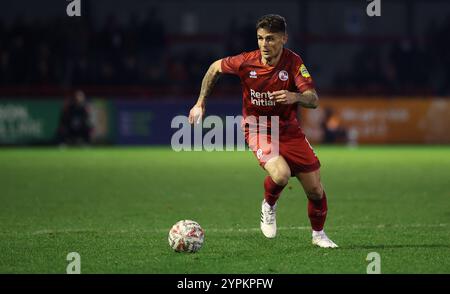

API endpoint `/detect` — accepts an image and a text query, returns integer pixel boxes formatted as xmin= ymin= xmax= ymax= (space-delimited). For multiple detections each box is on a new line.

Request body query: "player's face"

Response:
xmin=257 ymin=28 xmax=287 ymax=62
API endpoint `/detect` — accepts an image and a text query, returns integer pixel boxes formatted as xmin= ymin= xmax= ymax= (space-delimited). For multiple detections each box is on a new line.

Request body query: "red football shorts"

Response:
xmin=244 ymin=124 xmax=320 ymax=176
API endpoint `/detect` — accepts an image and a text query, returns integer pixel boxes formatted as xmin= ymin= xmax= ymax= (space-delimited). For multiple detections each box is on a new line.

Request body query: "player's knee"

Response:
xmin=271 ymin=169 xmax=290 ymax=186
xmin=306 ymin=185 xmax=323 ymax=201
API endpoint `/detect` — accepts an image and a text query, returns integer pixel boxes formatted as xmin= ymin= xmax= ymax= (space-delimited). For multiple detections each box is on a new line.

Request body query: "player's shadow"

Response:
xmin=341 ymin=244 xmax=450 ymax=250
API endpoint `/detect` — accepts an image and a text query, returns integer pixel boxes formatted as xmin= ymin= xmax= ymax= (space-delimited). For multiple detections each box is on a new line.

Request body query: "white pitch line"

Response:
xmin=29 ymin=223 xmax=448 ymax=235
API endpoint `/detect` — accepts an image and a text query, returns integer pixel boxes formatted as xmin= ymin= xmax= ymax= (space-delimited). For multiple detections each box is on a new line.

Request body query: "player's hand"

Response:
xmin=270 ymin=90 xmax=299 ymax=104
xmin=188 ymin=103 xmax=205 ymax=124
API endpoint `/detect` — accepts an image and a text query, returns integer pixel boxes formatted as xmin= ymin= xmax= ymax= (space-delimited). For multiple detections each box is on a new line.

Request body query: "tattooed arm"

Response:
xmin=188 ymin=60 xmax=223 ymax=124
xmin=271 ymin=89 xmax=319 ymax=109
xmin=196 ymin=60 xmax=222 ymax=107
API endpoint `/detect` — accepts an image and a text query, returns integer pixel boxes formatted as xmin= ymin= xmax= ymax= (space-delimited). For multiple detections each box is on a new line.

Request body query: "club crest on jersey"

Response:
xmin=249 ymin=70 xmax=257 ymax=79
xmin=278 ymin=70 xmax=289 ymax=81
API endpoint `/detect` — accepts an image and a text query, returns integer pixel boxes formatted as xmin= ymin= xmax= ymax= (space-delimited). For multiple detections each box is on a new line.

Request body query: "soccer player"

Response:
xmin=188 ymin=14 xmax=338 ymax=248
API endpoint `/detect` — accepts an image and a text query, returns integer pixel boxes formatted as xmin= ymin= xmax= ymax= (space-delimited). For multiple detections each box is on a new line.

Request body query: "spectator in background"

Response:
xmin=57 ymin=90 xmax=92 ymax=146
xmin=321 ymin=107 xmax=347 ymax=144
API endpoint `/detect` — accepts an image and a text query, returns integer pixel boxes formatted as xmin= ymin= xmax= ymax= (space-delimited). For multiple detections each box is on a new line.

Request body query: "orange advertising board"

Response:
xmin=300 ymin=98 xmax=450 ymax=144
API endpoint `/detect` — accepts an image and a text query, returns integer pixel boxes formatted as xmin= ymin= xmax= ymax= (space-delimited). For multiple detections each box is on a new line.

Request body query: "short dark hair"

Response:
xmin=256 ymin=14 xmax=287 ymax=34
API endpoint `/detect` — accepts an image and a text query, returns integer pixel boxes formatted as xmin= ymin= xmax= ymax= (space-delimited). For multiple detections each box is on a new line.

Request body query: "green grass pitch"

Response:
xmin=0 ymin=146 xmax=449 ymax=273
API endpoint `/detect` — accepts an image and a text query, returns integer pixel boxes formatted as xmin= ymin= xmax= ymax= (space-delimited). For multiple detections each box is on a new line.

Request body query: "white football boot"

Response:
xmin=260 ymin=200 xmax=277 ymax=238
xmin=312 ymin=230 xmax=338 ymax=248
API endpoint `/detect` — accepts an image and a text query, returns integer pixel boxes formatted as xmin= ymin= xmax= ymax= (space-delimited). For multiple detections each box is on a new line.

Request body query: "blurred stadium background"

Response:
xmin=0 ymin=0 xmax=449 ymax=145
xmin=0 ymin=0 xmax=449 ymax=274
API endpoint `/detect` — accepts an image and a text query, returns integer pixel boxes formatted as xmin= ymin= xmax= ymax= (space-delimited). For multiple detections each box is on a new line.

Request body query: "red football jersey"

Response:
xmin=221 ymin=48 xmax=314 ymax=130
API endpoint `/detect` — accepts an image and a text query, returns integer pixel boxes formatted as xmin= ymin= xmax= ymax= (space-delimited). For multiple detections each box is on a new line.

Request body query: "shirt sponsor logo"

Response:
xmin=278 ymin=70 xmax=289 ymax=81
xmin=250 ymin=89 xmax=276 ymax=106
xmin=249 ymin=70 xmax=258 ymax=79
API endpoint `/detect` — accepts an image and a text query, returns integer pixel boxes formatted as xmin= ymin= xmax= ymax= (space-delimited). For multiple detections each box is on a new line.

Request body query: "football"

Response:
xmin=168 ymin=220 xmax=205 ymax=253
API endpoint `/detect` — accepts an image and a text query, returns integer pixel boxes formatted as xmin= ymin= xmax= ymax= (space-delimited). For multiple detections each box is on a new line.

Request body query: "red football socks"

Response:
xmin=308 ymin=191 xmax=328 ymax=231
xmin=264 ymin=176 xmax=286 ymax=206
